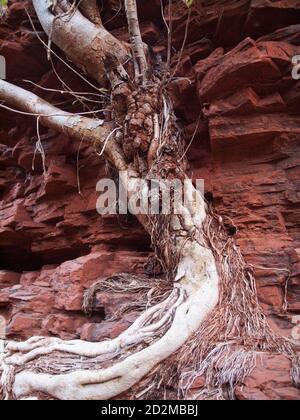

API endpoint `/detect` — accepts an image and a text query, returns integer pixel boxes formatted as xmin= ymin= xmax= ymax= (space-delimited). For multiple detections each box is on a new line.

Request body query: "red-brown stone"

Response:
xmin=0 ymin=0 xmax=300 ymax=400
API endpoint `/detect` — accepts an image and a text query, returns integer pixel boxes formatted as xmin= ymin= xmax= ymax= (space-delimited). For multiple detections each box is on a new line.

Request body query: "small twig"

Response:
xmin=96 ymin=127 xmax=120 ymax=156
xmin=179 ymin=116 xmax=200 ymax=162
xmin=32 ymin=117 xmax=46 ymax=174
xmin=76 ymin=136 xmax=84 ymax=196
xmin=0 ymin=102 xmax=106 ymax=118
xmin=23 ymin=80 xmax=107 ymax=98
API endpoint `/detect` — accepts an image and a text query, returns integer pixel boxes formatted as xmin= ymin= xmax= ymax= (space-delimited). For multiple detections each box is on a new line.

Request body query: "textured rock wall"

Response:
xmin=0 ymin=0 xmax=300 ymax=399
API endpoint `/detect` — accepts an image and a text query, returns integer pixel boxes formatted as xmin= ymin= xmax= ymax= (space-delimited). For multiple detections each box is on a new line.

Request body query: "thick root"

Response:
xmin=1 ymin=236 xmax=219 ymax=400
xmin=5 ymin=288 xmax=181 ymax=366
xmin=127 ymin=211 xmax=300 ymax=400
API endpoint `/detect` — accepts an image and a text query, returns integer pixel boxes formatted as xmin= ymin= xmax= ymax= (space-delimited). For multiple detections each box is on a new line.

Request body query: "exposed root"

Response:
xmin=0 ymin=13 xmax=298 ymax=397
xmin=124 ymin=209 xmax=300 ymax=400
xmin=0 ymin=231 xmax=219 ymax=400
xmin=1 ymin=150 xmax=299 ymax=402
xmin=32 ymin=117 xmax=47 ymax=174
xmin=1 ymin=93 xmax=299 ymax=398
xmin=82 ymin=274 xmax=172 ymax=320
xmin=4 ymin=286 xmax=181 ymax=365
xmin=0 ymin=173 xmax=220 ymax=400
xmin=292 ymin=353 xmax=300 ymax=387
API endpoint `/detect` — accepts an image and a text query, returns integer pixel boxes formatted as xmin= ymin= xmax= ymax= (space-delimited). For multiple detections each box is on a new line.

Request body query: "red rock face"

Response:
xmin=236 ymin=354 xmax=300 ymax=400
xmin=0 ymin=0 xmax=300 ymax=400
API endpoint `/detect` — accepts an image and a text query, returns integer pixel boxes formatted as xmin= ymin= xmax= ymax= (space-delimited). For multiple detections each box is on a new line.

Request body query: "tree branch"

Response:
xmin=124 ymin=0 xmax=148 ymax=83
xmin=0 ymin=79 xmax=126 ymax=170
xmin=32 ymin=0 xmax=129 ymax=85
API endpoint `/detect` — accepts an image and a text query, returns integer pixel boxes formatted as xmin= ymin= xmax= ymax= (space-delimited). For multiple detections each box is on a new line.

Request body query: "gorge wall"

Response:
xmin=0 ymin=0 xmax=300 ymax=399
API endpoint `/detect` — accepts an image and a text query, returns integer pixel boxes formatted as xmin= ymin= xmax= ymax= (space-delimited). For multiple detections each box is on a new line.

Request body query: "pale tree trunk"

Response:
xmin=0 ymin=76 xmax=220 ymax=400
xmin=32 ymin=0 xmax=129 ymax=85
xmin=0 ymin=0 xmax=299 ymax=400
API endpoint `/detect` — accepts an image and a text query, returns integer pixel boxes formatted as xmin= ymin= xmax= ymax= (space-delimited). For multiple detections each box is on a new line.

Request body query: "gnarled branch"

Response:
xmin=32 ymin=0 xmax=129 ymax=85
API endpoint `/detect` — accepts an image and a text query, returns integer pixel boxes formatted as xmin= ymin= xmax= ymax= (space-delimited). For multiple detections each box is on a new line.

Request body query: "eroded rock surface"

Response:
xmin=0 ymin=0 xmax=299 ymax=400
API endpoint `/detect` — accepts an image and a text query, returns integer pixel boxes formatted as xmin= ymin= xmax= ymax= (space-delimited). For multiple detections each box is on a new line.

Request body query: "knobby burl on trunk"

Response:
xmin=0 ymin=0 xmax=299 ymax=400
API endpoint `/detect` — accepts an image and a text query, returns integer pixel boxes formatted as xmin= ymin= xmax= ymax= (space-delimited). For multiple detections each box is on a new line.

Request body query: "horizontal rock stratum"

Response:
xmin=0 ymin=0 xmax=299 ymax=400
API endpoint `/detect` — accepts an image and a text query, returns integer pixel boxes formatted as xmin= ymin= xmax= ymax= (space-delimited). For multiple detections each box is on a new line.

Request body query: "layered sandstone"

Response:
xmin=0 ymin=0 xmax=299 ymax=400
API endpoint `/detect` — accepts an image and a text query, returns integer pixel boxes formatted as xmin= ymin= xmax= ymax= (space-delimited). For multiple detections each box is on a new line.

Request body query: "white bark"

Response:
xmin=1 ymin=178 xmax=219 ymax=400
xmin=0 ymin=2 xmax=221 ymax=401
xmin=0 ymin=79 xmax=126 ymax=170
xmin=0 ymin=0 xmax=298 ymax=402
xmin=0 ymin=80 xmax=103 ymax=137
xmin=11 ymin=255 xmax=218 ymax=400
xmin=32 ymin=0 xmax=129 ymax=85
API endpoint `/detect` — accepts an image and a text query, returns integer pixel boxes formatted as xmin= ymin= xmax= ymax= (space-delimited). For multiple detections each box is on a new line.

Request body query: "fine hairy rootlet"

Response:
xmin=0 ymin=0 xmax=300 ymax=400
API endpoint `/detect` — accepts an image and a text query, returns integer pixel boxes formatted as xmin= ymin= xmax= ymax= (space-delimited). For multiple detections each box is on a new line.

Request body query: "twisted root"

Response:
xmin=1 ymin=227 xmax=219 ymax=400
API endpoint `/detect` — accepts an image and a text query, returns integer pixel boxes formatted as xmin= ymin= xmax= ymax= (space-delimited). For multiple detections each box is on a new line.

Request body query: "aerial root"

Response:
xmin=120 ymin=211 xmax=300 ymax=400
xmin=1 ymin=232 xmax=220 ymax=400
xmin=82 ymin=273 xmax=172 ymax=320
xmin=4 ymin=286 xmax=183 ymax=369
